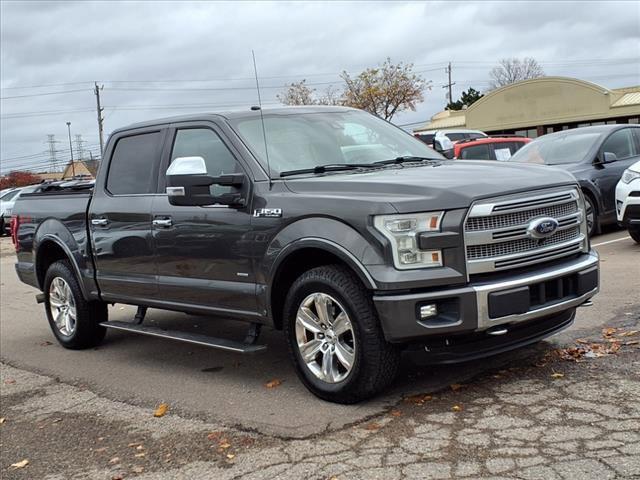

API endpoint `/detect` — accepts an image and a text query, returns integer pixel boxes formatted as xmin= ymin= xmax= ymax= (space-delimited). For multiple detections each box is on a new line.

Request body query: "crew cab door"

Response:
xmin=596 ymin=127 xmax=640 ymax=215
xmin=89 ymin=127 xmax=167 ymax=301
xmin=152 ymin=122 xmax=257 ymax=315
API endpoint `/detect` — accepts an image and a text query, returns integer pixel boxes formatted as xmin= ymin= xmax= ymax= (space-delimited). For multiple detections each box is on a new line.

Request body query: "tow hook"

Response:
xmin=579 ymin=300 xmax=594 ymax=307
xmin=35 ymin=293 xmax=46 ymax=304
xmin=486 ymin=326 xmax=508 ymax=336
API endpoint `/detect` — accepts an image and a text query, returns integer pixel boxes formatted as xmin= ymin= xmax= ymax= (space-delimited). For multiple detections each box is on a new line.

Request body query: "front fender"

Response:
xmin=262 ymin=217 xmax=383 ymax=289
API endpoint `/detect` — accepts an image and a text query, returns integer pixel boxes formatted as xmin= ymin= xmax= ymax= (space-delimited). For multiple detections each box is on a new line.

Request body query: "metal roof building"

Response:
xmin=414 ymin=77 xmax=640 ymax=138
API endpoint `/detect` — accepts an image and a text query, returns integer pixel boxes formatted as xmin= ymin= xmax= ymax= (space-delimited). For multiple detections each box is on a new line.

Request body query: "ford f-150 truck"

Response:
xmin=12 ymin=106 xmax=599 ymax=403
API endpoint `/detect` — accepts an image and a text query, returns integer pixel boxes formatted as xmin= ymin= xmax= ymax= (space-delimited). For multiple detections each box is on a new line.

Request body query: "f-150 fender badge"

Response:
xmin=253 ymin=208 xmax=283 ymax=218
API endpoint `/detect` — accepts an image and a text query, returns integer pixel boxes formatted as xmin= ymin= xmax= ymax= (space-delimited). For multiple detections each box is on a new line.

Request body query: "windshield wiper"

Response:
xmin=374 ymin=156 xmax=440 ymax=165
xmin=280 ymin=163 xmax=379 ymax=178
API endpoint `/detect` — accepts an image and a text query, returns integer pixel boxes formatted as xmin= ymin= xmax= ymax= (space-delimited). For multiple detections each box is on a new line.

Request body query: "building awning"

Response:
xmin=612 ymin=92 xmax=640 ymax=108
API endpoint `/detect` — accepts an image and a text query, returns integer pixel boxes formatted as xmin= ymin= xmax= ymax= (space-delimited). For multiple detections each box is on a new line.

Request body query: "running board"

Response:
xmin=99 ymin=321 xmax=267 ymax=354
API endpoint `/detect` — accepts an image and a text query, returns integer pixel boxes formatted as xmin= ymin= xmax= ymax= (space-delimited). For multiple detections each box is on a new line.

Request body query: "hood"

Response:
xmin=629 ymin=160 xmax=640 ymax=174
xmin=284 ymin=160 xmax=578 ymax=213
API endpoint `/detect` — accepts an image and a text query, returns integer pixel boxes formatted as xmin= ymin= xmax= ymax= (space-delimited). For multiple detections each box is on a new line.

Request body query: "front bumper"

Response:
xmin=615 ymin=178 xmax=640 ymax=225
xmin=374 ymin=250 xmax=599 ymax=343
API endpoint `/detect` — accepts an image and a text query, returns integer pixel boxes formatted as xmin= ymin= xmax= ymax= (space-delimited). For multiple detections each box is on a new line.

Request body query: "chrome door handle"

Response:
xmin=91 ymin=218 xmax=109 ymax=227
xmin=152 ymin=218 xmax=173 ymax=228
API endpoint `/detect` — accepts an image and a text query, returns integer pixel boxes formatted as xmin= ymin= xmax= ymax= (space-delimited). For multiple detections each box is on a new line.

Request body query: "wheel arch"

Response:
xmin=35 ymin=232 xmax=90 ymax=300
xmin=268 ymin=239 xmax=377 ymax=331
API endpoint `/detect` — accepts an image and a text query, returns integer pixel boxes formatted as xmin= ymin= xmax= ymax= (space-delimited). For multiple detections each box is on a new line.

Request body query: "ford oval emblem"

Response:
xmin=527 ymin=217 xmax=559 ymax=239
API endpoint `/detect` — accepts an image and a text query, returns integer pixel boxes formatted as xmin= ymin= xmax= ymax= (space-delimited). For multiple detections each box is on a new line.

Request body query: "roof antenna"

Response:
xmin=251 ymin=50 xmax=272 ymax=189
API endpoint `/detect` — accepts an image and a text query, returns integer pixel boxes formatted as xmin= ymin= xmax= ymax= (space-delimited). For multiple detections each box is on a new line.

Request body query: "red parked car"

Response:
xmin=453 ymin=136 xmax=531 ymax=161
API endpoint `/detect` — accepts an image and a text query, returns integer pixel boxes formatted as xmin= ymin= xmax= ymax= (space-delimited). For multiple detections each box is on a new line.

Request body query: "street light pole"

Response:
xmin=66 ymin=121 xmax=75 ymax=178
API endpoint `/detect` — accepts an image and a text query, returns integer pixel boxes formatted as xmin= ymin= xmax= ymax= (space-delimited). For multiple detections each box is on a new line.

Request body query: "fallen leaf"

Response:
xmin=132 ymin=465 xmax=144 ymax=473
xmin=108 ymin=457 xmax=120 ymax=464
xmin=404 ymin=393 xmax=433 ymax=405
xmin=4 ymin=379 xmax=16 ymax=384
xmin=265 ymin=379 xmax=283 ymax=388
xmin=111 ymin=475 xmax=123 ymax=480
xmin=153 ymin=403 xmax=169 ymax=417
xmin=551 ymin=372 xmax=565 ymax=378
xmin=219 ymin=442 xmax=231 ymax=450
xmin=136 ymin=445 xmax=144 ymax=451
xmin=10 ymin=459 xmax=29 ymax=469
xmin=134 ymin=453 xmax=145 ymax=458
xmin=94 ymin=447 xmax=108 ymax=453
xmin=625 ymin=340 xmax=640 ymax=346
xmin=226 ymin=453 xmax=235 ymax=459
xmin=450 ymin=383 xmax=464 ymax=391
xmin=0 ymin=417 xmax=5 ymax=424
xmin=389 ymin=410 xmax=403 ymax=417
xmin=364 ymin=422 xmax=381 ymax=431
xmin=452 ymin=404 xmax=463 ymax=412
xmin=618 ymin=330 xmax=638 ymax=337
xmin=40 ymin=341 xmax=53 ymax=346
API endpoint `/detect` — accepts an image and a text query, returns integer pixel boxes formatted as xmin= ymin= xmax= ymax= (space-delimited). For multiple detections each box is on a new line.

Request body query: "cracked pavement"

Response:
xmin=1 ymin=233 xmax=639 ymax=479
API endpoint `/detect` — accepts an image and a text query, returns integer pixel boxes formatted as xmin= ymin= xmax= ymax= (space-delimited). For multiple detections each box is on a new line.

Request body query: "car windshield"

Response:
xmin=229 ymin=110 xmax=443 ymax=176
xmin=508 ymin=131 xmax=602 ymax=165
xmin=1 ymin=189 xmax=20 ymax=201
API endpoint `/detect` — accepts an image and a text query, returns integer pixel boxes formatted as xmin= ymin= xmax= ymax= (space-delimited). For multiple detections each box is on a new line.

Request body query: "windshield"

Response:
xmin=508 ymin=131 xmax=601 ymax=165
xmin=1 ymin=189 xmax=20 ymax=201
xmin=230 ymin=110 xmax=443 ymax=176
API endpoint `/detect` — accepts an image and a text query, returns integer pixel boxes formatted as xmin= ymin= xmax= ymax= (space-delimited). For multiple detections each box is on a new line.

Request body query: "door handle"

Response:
xmin=153 ymin=218 xmax=173 ymax=228
xmin=91 ymin=218 xmax=109 ymax=227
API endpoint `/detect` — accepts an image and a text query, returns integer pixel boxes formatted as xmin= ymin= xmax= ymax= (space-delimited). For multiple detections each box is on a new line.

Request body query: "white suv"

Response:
xmin=0 ymin=188 xmax=21 ymax=235
xmin=616 ymin=160 xmax=640 ymax=243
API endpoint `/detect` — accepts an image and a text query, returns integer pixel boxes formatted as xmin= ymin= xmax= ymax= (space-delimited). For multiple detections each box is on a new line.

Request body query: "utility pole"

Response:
xmin=66 ymin=121 xmax=76 ymax=178
xmin=94 ymin=82 xmax=105 ymax=157
xmin=46 ymin=134 xmax=61 ymax=172
xmin=442 ymin=62 xmax=456 ymax=106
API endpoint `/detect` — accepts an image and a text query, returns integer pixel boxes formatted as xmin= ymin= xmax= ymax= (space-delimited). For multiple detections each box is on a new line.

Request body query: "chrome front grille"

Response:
xmin=464 ymin=188 xmax=588 ymax=275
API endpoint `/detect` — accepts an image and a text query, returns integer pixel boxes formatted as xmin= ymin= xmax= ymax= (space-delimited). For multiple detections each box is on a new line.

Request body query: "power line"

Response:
xmin=0 ymin=88 xmax=90 ymax=100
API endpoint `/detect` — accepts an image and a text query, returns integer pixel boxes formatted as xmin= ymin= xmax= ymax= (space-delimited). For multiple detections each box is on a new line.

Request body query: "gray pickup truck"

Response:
xmin=12 ymin=106 xmax=599 ymax=403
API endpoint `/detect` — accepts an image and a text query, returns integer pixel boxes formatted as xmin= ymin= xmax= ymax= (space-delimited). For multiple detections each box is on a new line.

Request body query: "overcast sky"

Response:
xmin=1 ymin=0 xmax=639 ymax=173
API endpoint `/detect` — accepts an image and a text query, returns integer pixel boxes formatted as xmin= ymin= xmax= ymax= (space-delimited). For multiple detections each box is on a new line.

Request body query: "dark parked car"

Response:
xmin=508 ymin=125 xmax=640 ymax=236
xmin=12 ymin=107 xmax=599 ymax=403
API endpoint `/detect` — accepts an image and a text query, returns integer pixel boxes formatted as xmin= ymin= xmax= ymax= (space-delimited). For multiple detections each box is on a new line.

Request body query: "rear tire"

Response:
xmin=283 ymin=264 xmax=400 ymax=404
xmin=629 ymin=226 xmax=640 ymax=244
xmin=44 ymin=260 xmax=108 ymax=349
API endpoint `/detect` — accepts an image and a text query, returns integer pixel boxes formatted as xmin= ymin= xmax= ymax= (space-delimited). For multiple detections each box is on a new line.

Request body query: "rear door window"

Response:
xmin=107 ymin=132 xmax=163 ymax=195
xmin=459 ymin=143 xmax=492 ymax=160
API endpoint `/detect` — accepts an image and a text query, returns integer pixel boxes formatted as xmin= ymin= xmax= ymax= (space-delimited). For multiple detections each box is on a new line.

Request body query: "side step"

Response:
xmin=99 ymin=321 xmax=267 ymax=354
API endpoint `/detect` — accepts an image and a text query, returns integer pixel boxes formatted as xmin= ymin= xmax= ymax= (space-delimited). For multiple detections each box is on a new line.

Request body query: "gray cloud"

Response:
xmin=1 ymin=0 xmax=638 ymax=172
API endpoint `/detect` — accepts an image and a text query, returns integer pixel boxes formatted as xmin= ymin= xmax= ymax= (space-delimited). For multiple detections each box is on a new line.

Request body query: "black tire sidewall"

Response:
xmin=629 ymin=226 xmax=640 ymax=244
xmin=584 ymin=194 xmax=597 ymax=237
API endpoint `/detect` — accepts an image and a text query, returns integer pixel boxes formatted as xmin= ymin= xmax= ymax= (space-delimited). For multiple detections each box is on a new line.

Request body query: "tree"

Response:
xmin=341 ymin=58 xmax=429 ymax=120
xmin=488 ymin=57 xmax=545 ymax=90
xmin=446 ymin=87 xmax=484 ymax=110
xmin=0 ymin=171 xmax=40 ymax=190
xmin=277 ymin=58 xmax=430 ymax=121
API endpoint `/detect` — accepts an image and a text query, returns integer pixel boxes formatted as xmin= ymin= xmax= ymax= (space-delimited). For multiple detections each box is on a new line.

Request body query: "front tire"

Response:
xmin=629 ymin=226 xmax=640 ymax=244
xmin=283 ymin=265 xmax=400 ymax=404
xmin=584 ymin=194 xmax=598 ymax=237
xmin=44 ymin=260 xmax=108 ymax=349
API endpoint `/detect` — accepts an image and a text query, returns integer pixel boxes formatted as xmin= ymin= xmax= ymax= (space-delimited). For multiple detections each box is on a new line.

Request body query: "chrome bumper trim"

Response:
xmin=473 ymin=250 xmax=599 ymax=330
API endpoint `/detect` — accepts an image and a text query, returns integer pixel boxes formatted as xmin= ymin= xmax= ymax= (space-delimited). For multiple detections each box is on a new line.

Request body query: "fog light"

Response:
xmin=420 ymin=304 xmax=438 ymax=319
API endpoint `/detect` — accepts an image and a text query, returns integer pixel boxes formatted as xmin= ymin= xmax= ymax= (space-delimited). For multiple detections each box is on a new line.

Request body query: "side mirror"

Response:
xmin=166 ymin=156 xmax=246 ymax=207
xmin=602 ymin=152 xmax=617 ymax=163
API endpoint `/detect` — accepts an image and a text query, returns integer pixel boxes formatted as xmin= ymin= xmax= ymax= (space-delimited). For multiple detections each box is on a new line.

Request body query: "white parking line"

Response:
xmin=593 ymin=236 xmax=631 ymax=247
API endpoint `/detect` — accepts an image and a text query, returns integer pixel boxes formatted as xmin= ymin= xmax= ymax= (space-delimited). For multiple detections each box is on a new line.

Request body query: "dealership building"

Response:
xmin=414 ymin=76 xmax=640 ymax=138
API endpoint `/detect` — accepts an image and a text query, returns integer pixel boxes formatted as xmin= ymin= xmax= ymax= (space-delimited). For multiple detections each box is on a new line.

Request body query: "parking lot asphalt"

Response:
xmin=1 ymin=229 xmax=639 ymax=479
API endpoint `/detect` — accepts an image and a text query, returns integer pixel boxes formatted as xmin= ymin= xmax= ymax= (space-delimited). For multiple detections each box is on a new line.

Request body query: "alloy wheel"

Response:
xmin=49 ymin=277 xmax=77 ymax=336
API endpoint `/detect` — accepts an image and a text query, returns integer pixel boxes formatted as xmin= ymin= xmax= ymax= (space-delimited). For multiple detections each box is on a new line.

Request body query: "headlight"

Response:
xmin=621 ymin=169 xmax=640 ymax=184
xmin=374 ymin=212 xmax=444 ymax=269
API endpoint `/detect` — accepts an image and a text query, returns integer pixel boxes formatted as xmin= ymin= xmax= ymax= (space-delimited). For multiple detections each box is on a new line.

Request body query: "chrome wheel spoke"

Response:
xmin=314 ymin=294 xmax=331 ymax=326
xmin=321 ymin=350 xmax=336 ymax=383
xmin=300 ymin=339 xmax=323 ymax=363
xmin=334 ymin=342 xmax=354 ymax=370
xmin=297 ymin=307 xmax=322 ymax=334
xmin=332 ymin=312 xmax=350 ymax=336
